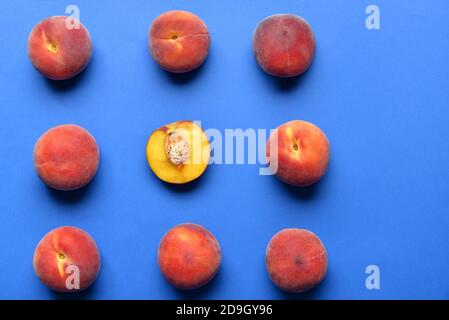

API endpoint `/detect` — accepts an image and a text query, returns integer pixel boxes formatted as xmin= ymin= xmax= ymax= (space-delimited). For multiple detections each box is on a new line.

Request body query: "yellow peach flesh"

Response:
xmin=146 ymin=121 xmax=210 ymax=184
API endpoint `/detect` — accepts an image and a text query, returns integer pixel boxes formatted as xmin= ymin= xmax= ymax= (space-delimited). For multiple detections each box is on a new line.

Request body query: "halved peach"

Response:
xmin=146 ymin=121 xmax=210 ymax=184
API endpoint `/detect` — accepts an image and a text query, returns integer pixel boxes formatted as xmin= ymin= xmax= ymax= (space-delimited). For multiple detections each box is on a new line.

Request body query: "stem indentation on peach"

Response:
xmin=46 ymin=41 xmax=58 ymax=54
xmin=58 ymin=253 xmax=65 ymax=260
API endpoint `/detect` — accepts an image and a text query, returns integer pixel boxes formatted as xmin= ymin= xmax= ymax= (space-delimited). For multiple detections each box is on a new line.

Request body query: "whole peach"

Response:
xmin=28 ymin=16 xmax=92 ymax=80
xmin=158 ymin=223 xmax=221 ymax=289
xmin=253 ymin=14 xmax=315 ymax=77
xmin=34 ymin=124 xmax=100 ymax=191
xmin=266 ymin=228 xmax=328 ymax=293
xmin=33 ymin=226 xmax=101 ymax=292
xmin=149 ymin=10 xmax=210 ymax=73
xmin=266 ymin=120 xmax=330 ymax=187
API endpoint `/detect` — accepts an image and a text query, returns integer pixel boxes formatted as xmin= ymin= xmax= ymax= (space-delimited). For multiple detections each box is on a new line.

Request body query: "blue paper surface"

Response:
xmin=0 ymin=0 xmax=448 ymax=299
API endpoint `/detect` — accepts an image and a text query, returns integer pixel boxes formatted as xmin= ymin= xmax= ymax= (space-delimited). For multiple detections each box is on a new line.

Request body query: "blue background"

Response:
xmin=0 ymin=0 xmax=448 ymax=300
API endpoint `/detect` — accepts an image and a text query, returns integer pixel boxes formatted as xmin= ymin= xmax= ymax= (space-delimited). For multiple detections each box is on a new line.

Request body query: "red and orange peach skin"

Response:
xmin=33 ymin=226 xmax=101 ymax=292
xmin=34 ymin=124 xmax=100 ymax=191
xmin=28 ymin=16 xmax=92 ymax=80
xmin=158 ymin=223 xmax=221 ymax=290
xmin=148 ymin=10 xmax=210 ymax=73
xmin=253 ymin=14 xmax=315 ymax=78
xmin=266 ymin=120 xmax=330 ymax=187
xmin=266 ymin=228 xmax=327 ymax=293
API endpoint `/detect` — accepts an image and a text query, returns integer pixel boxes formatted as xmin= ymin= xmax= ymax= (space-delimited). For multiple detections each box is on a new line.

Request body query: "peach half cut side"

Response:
xmin=146 ymin=121 xmax=210 ymax=184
